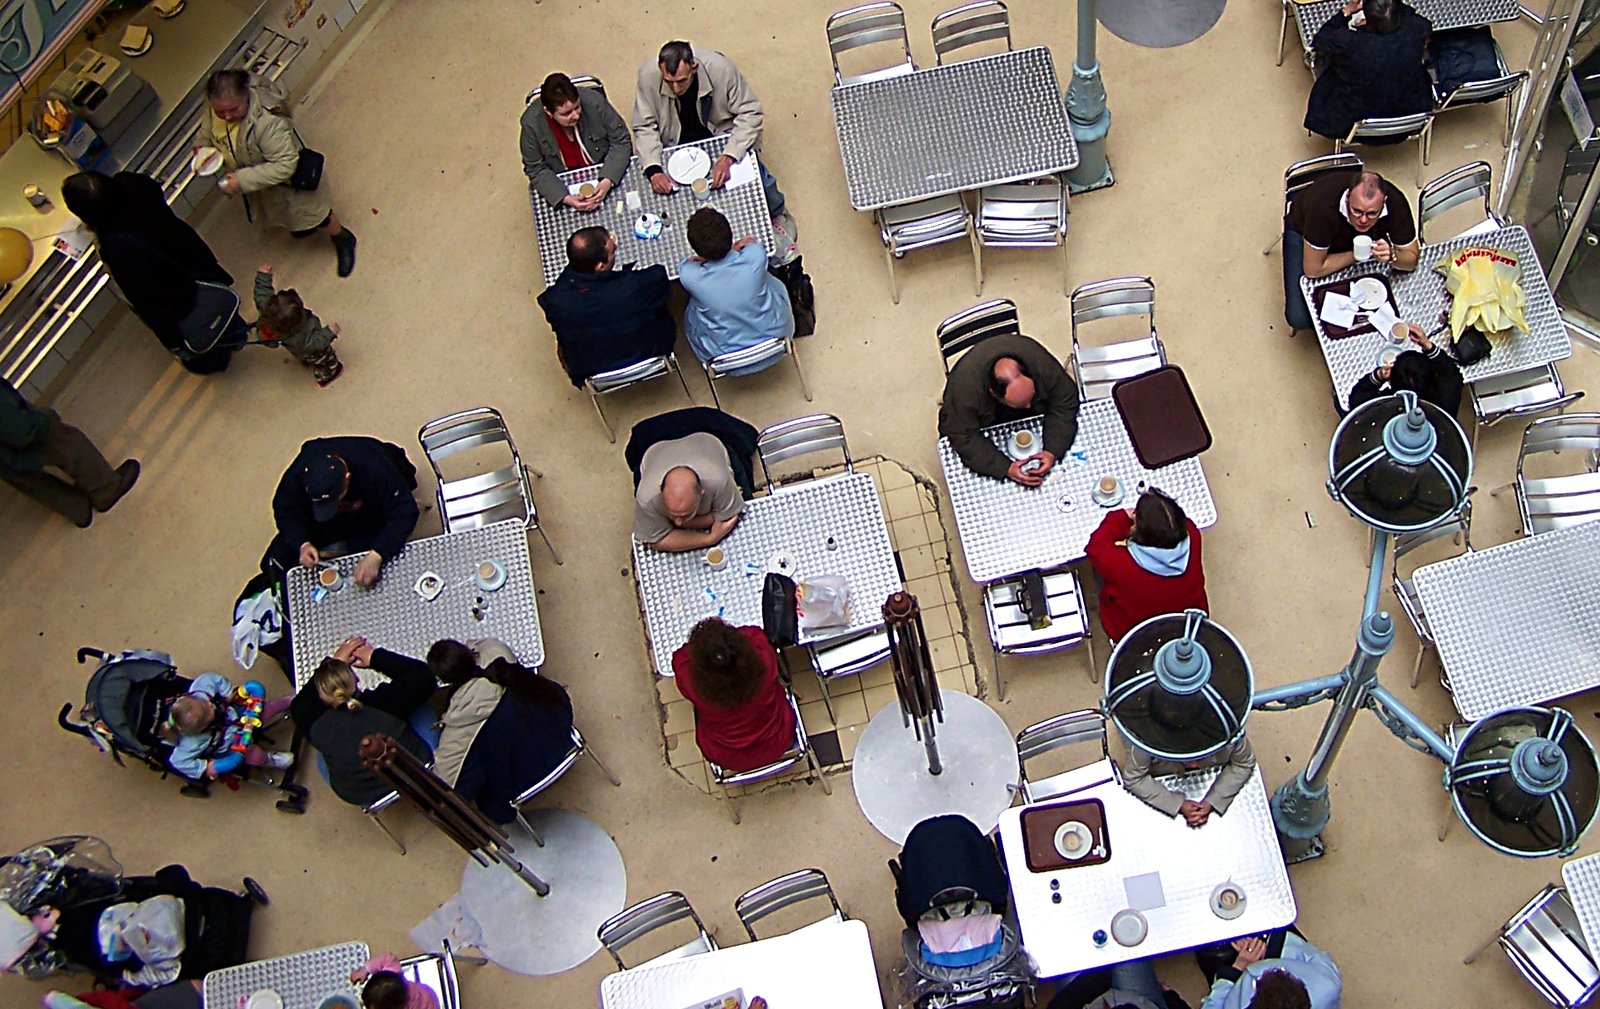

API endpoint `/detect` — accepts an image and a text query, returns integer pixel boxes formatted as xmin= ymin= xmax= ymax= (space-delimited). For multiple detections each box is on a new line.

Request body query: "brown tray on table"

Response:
xmin=1112 ymin=365 xmax=1211 ymax=469
xmin=1312 ymin=274 xmax=1394 ymax=339
xmin=1021 ymin=798 xmax=1111 ymax=872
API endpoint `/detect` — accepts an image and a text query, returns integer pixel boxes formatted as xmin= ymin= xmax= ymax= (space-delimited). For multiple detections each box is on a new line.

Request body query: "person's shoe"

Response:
xmin=315 ymin=360 xmax=344 ymax=387
xmin=72 ymin=507 xmax=92 ymax=529
xmin=93 ymin=460 xmax=140 ymax=513
xmin=265 ymin=751 xmax=295 ymax=770
xmin=242 ymin=876 xmax=270 ymax=906
xmin=333 ymin=229 xmax=358 ymax=278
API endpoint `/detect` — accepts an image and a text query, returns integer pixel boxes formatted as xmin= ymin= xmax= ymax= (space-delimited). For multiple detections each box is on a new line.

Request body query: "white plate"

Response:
xmin=666 ymin=146 xmax=711 ymax=185
xmin=120 ymin=36 xmax=153 ymax=57
xmin=1351 ymin=277 xmax=1387 ymax=310
xmin=1053 ymin=820 xmax=1093 ymax=860
xmin=414 ymin=571 xmax=444 ymax=601
xmin=155 ymin=0 xmax=186 ymax=16
xmin=1210 ymin=882 xmax=1248 ymax=920
xmin=1110 ymin=908 xmax=1148 ymax=947
xmin=191 ymin=147 xmax=223 ymax=176
xmin=473 ymin=560 xmax=506 ymax=592
xmin=765 ymin=551 xmax=800 ymax=581
xmin=245 ymin=992 xmax=283 ymax=1009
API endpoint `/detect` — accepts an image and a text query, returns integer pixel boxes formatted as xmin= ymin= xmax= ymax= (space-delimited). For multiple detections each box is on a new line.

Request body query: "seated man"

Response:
xmin=1305 ymin=0 xmax=1434 ymax=142
xmin=520 ymin=72 xmax=632 ymax=212
xmin=1118 ymin=688 xmax=1256 ymax=827
xmin=632 ymin=41 xmax=791 ymax=230
xmin=633 ymin=431 xmax=745 ymax=551
xmin=624 ymin=406 xmax=760 ymax=499
xmin=1196 ymin=929 xmax=1342 ymax=1009
xmin=938 ymin=334 xmax=1080 ymax=487
xmin=264 ymin=436 xmax=420 ymax=586
xmin=1283 ymin=169 xmax=1418 ymax=332
xmin=536 ymin=226 xmax=675 ymax=387
xmin=680 ymin=208 xmax=792 ymax=370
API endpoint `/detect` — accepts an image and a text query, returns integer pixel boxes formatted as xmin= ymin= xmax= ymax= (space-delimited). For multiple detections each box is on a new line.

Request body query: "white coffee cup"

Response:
xmin=705 ymin=547 xmax=728 ymax=571
xmin=1352 ymin=235 xmax=1373 ymax=262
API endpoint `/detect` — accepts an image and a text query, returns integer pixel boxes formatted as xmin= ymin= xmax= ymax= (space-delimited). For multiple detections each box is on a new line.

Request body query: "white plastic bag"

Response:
xmin=797 ymin=576 xmax=852 ymax=631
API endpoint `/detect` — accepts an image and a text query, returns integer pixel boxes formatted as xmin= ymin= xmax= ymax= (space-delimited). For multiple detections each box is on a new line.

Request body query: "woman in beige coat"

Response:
xmin=206 ymin=70 xmax=358 ymax=277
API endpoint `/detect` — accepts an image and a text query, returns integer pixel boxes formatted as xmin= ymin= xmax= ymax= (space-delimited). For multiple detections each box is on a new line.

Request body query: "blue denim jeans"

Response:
xmin=759 ymin=160 xmax=787 ymax=218
xmin=1283 ymin=226 xmax=1313 ymax=331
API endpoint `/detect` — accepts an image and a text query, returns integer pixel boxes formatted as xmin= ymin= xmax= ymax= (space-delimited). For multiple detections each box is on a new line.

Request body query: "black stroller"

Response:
xmin=890 ymin=815 xmax=1035 ymax=1009
xmin=57 ymin=646 xmax=306 ymax=809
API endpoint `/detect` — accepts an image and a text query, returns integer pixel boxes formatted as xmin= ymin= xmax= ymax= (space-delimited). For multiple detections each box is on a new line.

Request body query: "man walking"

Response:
xmin=0 ymin=378 xmax=139 ymax=527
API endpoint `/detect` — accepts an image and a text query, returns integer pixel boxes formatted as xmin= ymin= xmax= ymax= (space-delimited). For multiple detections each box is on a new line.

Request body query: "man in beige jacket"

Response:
xmin=632 ymin=41 xmax=788 ymax=223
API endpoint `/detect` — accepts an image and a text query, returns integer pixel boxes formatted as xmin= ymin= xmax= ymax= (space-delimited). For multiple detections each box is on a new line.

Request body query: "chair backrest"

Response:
xmin=588 ymin=354 xmax=673 ymax=393
xmin=1070 ymin=276 xmax=1157 ymax=344
xmin=1393 ymin=499 xmax=1472 ymax=567
xmin=977 ymin=177 xmax=1067 ymax=234
xmin=1283 ymin=153 xmax=1363 ymax=214
xmin=757 ymin=414 xmax=852 ymax=490
xmin=1345 ymin=112 xmax=1432 ymax=144
xmin=1419 ymin=161 xmax=1498 ymax=242
xmin=735 ymin=868 xmax=846 ymax=940
xmin=1015 ymin=709 xmax=1110 ymax=802
xmin=828 ymin=2 xmax=916 ymax=85
xmin=512 ymin=728 xmax=583 ymax=805
xmin=525 ymin=74 xmax=606 ymax=108
xmin=1518 ymin=413 xmax=1600 ymax=469
xmin=707 ymin=336 xmax=790 ymax=379
xmin=417 ymin=407 xmax=533 ymax=532
xmin=1472 ymin=365 xmax=1584 ymax=427
xmin=1500 ymin=885 xmax=1600 ymax=1007
xmin=597 ymin=891 xmax=716 ymax=971
xmin=931 ymin=1 xmax=1012 ymax=63
xmin=399 ymin=942 xmax=460 ymax=1009
xmin=937 ymin=299 xmax=1020 ymax=374
xmin=1439 ymin=62 xmax=1526 ymax=109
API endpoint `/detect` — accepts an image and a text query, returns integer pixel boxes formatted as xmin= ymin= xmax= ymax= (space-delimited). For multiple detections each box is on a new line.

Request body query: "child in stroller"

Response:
xmin=163 ymin=673 xmax=294 ymax=779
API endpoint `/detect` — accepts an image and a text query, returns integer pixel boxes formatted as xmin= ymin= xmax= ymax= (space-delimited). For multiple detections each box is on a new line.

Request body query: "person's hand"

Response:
xmin=1371 ymin=238 xmax=1394 ymax=263
xmin=710 ymin=154 xmax=735 ymax=189
xmin=709 ymin=514 xmax=741 ymax=542
xmin=561 ymin=194 xmax=587 ymax=210
xmin=349 ymin=967 xmax=369 ymax=984
xmin=1181 ymin=799 xmax=1214 ymax=827
xmin=1231 ymin=935 xmax=1268 ymax=969
xmin=1032 ymin=450 xmax=1057 ymax=477
xmin=298 ymin=542 xmax=320 ymax=567
xmin=31 ymin=908 xmax=59 ymax=936
xmin=354 ymin=551 xmax=383 ymax=587
xmin=1376 ymin=365 xmax=1393 ymax=382
xmin=332 ymin=635 xmax=366 ymax=663
xmin=258 ymin=264 xmax=273 ymax=274
xmin=218 ymin=173 xmax=241 ymax=196
xmin=592 ymin=178 xmax=614 ymax=201
xmin=330 ymin=323 xmax=341 ymax=337
xmin=1007 ymin=459 xmax=1045 ymax=488
xmin=1407 ymin=321 xmax=1433 ymax=352
xmin=649 ymin=172 xmax=675 ymax=195
xmin=1342 ymin=0 xmax=1362 ymax=13
xmin=732 ymin=235 xmax=758 ymax=251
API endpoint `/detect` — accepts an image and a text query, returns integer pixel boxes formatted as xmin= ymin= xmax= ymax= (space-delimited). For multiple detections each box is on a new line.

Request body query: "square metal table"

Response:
xmin=1303 ymin=225 xmax=1571 ymax=411
xmin=285 ymin=519 xmax=544 ymax=689
xmin=1411 ymin=519 xmax=1600 ymax=721
xmin=1293 ymin=0 xmax=1519 ymax=51
xmin=1561 ymin=852 xmax=1600 ymax=956
xmin=532 ymin=134 xmax=775 ymax=288
xmin=938 ymin=399 xmax=1218 ymax=584
xmin=203 ymin=941 xmax=368 ymax=1009
xmin=600 ymin=918 xmax=881 ymax=1009
xmin=996 ymin=763 xmax=1297 ymax=978
xmin=830 ymin=46 xmax=1079 ymax=211
xmin=632 ymin=471 xmax=901 ymax=676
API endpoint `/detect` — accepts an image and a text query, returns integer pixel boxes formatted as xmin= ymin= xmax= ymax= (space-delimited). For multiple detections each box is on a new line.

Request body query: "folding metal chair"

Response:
xmin=827 ymin=2 xmax=916 ymax=85
xmin=597 ymin=891 xmax=718 ymax=971
xmin=756 ymin=413 xmax=853 ymax=491
xmin=1469 ymin=366 xmax=1585 ymax=456
xmin=975 ymin=177 xmax=1069 ymax=294
xmin=706 ymin=687 xmax=832 ymax=824
xmin=734 ymin=868 xmax=846 ymax=940
xmin=983 ymin=569 xmax=1095 ymax=700
xmin=1419 ymin=161 xmax=1504 ymax=243
xmin=1070 ymin=276 xmax=1165 ymax=400
xmin=418 ymin=406 xmax=560 ymax=563
xmin=1391 ymin=502 xmax=1472 ymax=689
xmin=807 ymin=627 xmax=891 ymax=723
xmin=525 ymin=74 xmax=606 ymax=107
xmin=931 ymin=1 xmax=1012 ymax=63
xmin=936 ymin=299 xmax=1020 ymax=375
xmin=1464 ymin=884 xmax=1600 ymax=1007
xmin=1014 ymin=709 xmax=1114 ymax=803
xmin=1495 ymin=413 xmax=1600 ymax=536
xmin=1431 ymin=34 xmax=1527 ymax=149
xmin=876 ymin=195 xmax=980 ymax=305
xmin=398 ymin=941 xmax=463 ymax=1009
xmin=1264 ymin=152 xmax=1363 ymax=255
xmin=512 ymin=725 xmax=622 ymax=845
xmin=585 ymin=353 xmax=695 ymax=444
xmin=1335 ymin=112 xmax=1434 ymax=186
xmin=704 ymin=334 xmax=811 ymax=409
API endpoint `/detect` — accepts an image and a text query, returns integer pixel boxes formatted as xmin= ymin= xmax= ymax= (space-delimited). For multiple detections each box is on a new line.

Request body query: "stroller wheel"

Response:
xmin=243 ymin=876 xmax=270 ymax=906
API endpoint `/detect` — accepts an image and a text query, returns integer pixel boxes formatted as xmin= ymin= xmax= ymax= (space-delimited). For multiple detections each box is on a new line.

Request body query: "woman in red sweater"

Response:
xmin=1085 ymin=489 xmax=1208 ymax=642
xmin=671 ymin=618 xmax=797 ymax=771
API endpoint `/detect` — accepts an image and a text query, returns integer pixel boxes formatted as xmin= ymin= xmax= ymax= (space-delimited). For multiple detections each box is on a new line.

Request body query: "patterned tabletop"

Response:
xmin=203 ymin=941 xmax=369 ymax=1009
xmin=600 ymin=918 xmax=881 ymax=1009
xmin=632 ymin=472 xmax=901 ymax=676
xmin=938 ymin=398 xmax=1218 ymax=584
xmin=1562 ymin=853 xmax=1600 ymax=957
xmin=532 ymin=134 xmax=776 ymax=288
xmin=996 ymin=765 xmax=1297 ymax=978
xmin=285 ymin=520 xmax=544 ymax=690
xmin=1411 ymin=519 xmax=1600 ymax=721
xmin=1304 ymin=226 xmax=1570 ymax=411
xmin=1293 ymin=0 xmax=1519 ymax=51
xmin=830 ymin=46 xmax=1079 ymax=211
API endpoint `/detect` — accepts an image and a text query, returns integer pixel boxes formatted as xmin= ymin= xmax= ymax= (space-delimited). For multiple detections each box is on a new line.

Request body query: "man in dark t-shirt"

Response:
xmin=1283 ymin=170 xmax=1419 ymax=332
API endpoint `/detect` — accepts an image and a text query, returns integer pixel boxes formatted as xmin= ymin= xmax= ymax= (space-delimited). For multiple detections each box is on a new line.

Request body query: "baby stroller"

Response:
xmin=56 ymin=646 xmax=306 ymax=809
xmin=890 ymin=815 xmax=1034 ymax=1009
xmin=0 ymin=835 xmax=266 ymax=983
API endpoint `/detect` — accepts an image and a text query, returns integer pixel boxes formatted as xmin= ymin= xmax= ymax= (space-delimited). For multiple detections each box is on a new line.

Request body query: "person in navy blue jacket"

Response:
xmin=536 ymin=226 xmax=676 ymax=387
xmin=263 ymin=436 xmax=419 ymax=586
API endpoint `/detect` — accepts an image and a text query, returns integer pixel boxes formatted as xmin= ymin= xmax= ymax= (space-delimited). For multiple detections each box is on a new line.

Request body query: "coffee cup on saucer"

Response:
xmin=1389 ymin=321 xmax=1411 ymax=344
xmin=474 ymin=559 xmax=507 ymax=592
xmin=705 ymin=546 xmax=728 ymax=571
xmin=1008 ymin=429 xmax=1036 ymax=459
xmin=317 ymin=567 xmax=343 ymax=592
xmin=1093 ymin=475 xmax=1124 ymax=507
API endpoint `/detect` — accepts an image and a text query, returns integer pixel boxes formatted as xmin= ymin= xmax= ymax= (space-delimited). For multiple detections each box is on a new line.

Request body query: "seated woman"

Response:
xmin=427 ymin=638 xmax=575 ymax=824
xmin=1345 ymin=323 xmax=1464 ymax=415
xmin=352 ymin=951 xmax=439 ymax=1009
xmin=1086 ymin=489 xmax=1209 ymax=643
xmin=1305 ymin=0 xmax=1434 ymax=142
xmin=289 ymin=635 xmax=436 ymax=807
xmin=671 ymin=618 xmax=796 ymax=771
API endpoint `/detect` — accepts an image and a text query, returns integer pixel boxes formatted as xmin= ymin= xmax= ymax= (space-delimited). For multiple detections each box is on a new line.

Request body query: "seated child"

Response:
xmin=164 ymin=673 xmax=293 ymax=780
xmin=253 ymin=265 xmax=343 ymax=386
xmin=352 ymin=953 xmax=439 ymax=1009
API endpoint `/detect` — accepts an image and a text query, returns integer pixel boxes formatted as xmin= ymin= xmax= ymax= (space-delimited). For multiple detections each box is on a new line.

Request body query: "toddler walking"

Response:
xmin=254 ymin=265 xmax=343 ymax=386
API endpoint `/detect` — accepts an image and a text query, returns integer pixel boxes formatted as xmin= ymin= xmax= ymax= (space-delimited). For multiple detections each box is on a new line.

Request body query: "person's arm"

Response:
xmin=1203 ymin=734 xmax=1258 ymax=815
xmin=297 ymin=312 xmax=338 ymax=354
xmin=1121 ymin=745 xmax=1186 ymax=816
xmin=363 ymin=649 xmax=438 ymax=717
xmin=1311 ymin=10 xmax=1354 ymax=55
xmin=1301 ymin=240 xmax=1354 ymax=279
xmin=166 ymin=737 xmax=210 ymax=780
xmin=519 ymin=108 xmax=570 ymax=208
xmin=253 ymin=269 xmax=275 ymax=312
xmin=597 ymin=96 xmax=634 ymax=187
xmin=651 ymin=519 xmax=738 ymax=552
xmin=1345 ymin=371 xmax=1385 ymax=413
xmin=270 ymin=460 xmax=315 ymax=562
xmin=1035 ymin=361 xmax=1081 ymax=461
xmin=367 ymin=455 xmax=421 ymax=565
xmin=938 ymin=384 xmax=1012 ymax=480
xmin=718 ymin=60 xmax=765 ymax=161
xmin=233 ymin=115 xmax=299 ymax=193
xmin=1086 ymin=509 xmax=1134 ymax=568
xmin=631 ymin=61 xmax=667 ymax=171
xmin=1390 ymin=239 xmax=1420 ymax=272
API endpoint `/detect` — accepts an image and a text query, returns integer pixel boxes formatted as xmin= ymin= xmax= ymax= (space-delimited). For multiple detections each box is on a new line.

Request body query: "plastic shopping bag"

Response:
xmin=1434 ymin=245 xmax=1530 ymax=344
xmin=797 ymin=575 xmax=852 ymax=632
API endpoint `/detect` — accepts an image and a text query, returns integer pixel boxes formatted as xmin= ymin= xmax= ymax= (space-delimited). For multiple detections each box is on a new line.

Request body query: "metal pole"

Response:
xmin=1064 ymin=0 xmax=1114 ymax=193
xmin=885 ymin=591 xmax=943 ymax=775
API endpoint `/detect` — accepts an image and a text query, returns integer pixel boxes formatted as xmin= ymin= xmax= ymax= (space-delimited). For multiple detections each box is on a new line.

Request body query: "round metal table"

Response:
xmin=852 ymin=689 xmax=1020 ymax=844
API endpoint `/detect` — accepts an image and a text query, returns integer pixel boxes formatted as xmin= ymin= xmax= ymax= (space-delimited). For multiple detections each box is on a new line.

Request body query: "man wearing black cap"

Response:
xmin=265 ymin=436 xmax=419 ymax=586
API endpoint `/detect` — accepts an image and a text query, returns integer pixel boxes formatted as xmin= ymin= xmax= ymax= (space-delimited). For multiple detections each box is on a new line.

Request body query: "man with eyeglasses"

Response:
xmin=1283 ymin=170 xmax=1419 ymax=334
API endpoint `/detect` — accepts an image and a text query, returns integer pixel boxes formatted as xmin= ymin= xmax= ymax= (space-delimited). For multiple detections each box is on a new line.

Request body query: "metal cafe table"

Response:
xmin=938 ymin=399 xmax=1218 ymax=584
xmin=532 ymin=134 xmax=776 ymax=288
xmin=829 ymin=46 xmax=1078 ymax=211
xmin=1412 ymin=518 xmax=1600 ymax=721
xmin=996 ymin=763 xmax=1296 ymax=978
xmin=600 ymin=918 xmax=881 ymax=1009
xmin=203 ymin=941 xmax=368 ymax=1009
xmin=285 ymin=519 xmax=544 ymax=689
xmin=1302 ymin=225 xmax=1571 ymax=411
xmin=1561 ymin=851 xmax=1600 ymax=957
xmin=632 ymin=471 xmax=900 ymax=676
xmin=1292 ymin=0 xmax=1519 ymax=52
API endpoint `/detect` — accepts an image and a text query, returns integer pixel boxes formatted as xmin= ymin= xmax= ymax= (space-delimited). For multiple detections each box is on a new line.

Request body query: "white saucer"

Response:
xmin=1006 ymin=432 xmax=1040 ymax=461
xmin=414 ymin=571 xmax=444 ymax=601
xmin=1053 ymin=820 xmax=1093 ymax=860
xmin=1375 ymin=345 xmax=1402 ymax=370
xmin=766 ymin=551 xmax=800 ymax=581
xmin=1351 ymin=277 xmax=1387 ymax=310
xmin=245 ymin=992 xmax=283 ymax=1009
xmin=1092 ymin=479 xmax=1125 ymax=508
xmin=1110 ymin=908 xmax=1148 ymax=947
xmin=155 ymin=0 xmax=186 ymax=16
xmin=192 ymin=146 xmax=223 ymax=176
xmin=1210 ymin=882 xmax=1248 ymax=920
xmin=666 ymin=146 xmax=711 ymax=185
xmin=474 ymin=560 xmax=507 ymax=592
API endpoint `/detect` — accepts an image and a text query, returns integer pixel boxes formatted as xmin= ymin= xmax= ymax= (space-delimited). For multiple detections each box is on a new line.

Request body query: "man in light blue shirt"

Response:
xmin=1198 ymin=930 xmax=1341 ymax=1009
xmin=679 ymin=207 xmax=792 ymax=376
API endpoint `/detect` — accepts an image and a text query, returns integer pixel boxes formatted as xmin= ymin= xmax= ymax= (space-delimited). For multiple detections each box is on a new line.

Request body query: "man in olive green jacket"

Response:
xmin=938 ymin=334 xmax=1080 ymax=486
xmin=0 ymin=378 xmax=138 ymax=526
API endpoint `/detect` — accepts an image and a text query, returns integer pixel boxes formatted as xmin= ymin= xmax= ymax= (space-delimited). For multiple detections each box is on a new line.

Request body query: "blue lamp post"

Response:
xmin=1064 ymin=0 xmax=1114 ymax=194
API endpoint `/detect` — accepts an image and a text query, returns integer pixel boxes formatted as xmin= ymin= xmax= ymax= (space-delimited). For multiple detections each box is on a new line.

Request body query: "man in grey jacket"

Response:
xmin=938 ymin=334 xmax=1080 ymax=487
xmin=632 ymin=41 xmax=788 ymax=220
xmin=520 ymin=72 xmax=633 ymax=211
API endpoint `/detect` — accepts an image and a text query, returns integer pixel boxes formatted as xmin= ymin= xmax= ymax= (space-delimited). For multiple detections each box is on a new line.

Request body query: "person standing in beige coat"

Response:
xmin=206 ymin=70 xmax=359 ymax=277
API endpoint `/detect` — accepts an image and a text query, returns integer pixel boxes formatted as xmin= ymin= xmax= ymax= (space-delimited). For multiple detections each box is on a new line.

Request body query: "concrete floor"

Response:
xmin=2 ymin=1 xmax=1597 ymax=1006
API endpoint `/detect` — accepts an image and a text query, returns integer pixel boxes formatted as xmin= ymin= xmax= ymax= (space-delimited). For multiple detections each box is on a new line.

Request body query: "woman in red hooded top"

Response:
xmin=671 ymin=618 xmax=796 ymax=770
xmin=1086 ymin=488 xmax=1209 ymax=642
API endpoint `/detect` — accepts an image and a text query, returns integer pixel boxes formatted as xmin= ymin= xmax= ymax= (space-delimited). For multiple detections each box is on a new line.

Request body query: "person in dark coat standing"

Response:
xmin=938 ymin=333 xmax=1080 ymax=487
xmin=264 ymin=436 xmax=419 ymax=585
xmin=536 ymin=226 xmax=676 ymax=387
xmin=60 ymin=171 xmax=242 ymax=374
xmin=1305 ymin=0 xmax=1434 ymax=142
xmin=0 ymin=378 xmax=138 ymax=526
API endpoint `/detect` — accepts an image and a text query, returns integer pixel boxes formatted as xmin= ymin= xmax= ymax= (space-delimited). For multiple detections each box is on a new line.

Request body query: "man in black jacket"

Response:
xmin=537 ymin=226 xmax=676 ymax=387
xmin=264 ymin=436 xmax=419 ymax=586
xmin=0 ymin=378 xmax=138 ymax=526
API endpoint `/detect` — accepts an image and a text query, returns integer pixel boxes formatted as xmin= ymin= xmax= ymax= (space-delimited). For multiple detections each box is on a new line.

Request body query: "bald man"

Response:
xmin=632 ymin=432 xmax=745 ymax=551
xmin=939 ymin=333 xmax=1080 ymax=487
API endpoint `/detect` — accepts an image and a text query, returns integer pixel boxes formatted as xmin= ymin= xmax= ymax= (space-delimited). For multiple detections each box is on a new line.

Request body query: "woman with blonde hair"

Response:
xmin=288 ymin=635 xmax=436 ymax=805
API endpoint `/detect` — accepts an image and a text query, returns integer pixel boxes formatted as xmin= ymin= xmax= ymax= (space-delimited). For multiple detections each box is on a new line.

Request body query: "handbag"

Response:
xmin=1449 ymin=327 xmax=1492 ymax=367
xmin=176 ymin=280 xmax=242 ymax=354
xmin=768 ymin=255 xmax=816 ymax=337
xmin=288 ymin=127 xmax=324 ymax=191
xmin=762 ymin=573 xmax=799 ymax=649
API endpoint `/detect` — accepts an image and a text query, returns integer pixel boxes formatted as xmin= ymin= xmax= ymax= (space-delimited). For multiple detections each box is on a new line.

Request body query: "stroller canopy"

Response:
xmin=894 ymin=815 xmax=1009 ymax=929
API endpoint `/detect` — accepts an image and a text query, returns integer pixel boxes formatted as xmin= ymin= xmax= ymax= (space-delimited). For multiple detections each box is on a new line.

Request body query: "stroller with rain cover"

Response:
xmin=890 ymin=815 xmax=1035 ymax=1009
xmin=0 ymin=835 xmax=266 ymax=983
xmin=56 ymin=647 xmax=307 ymax=809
